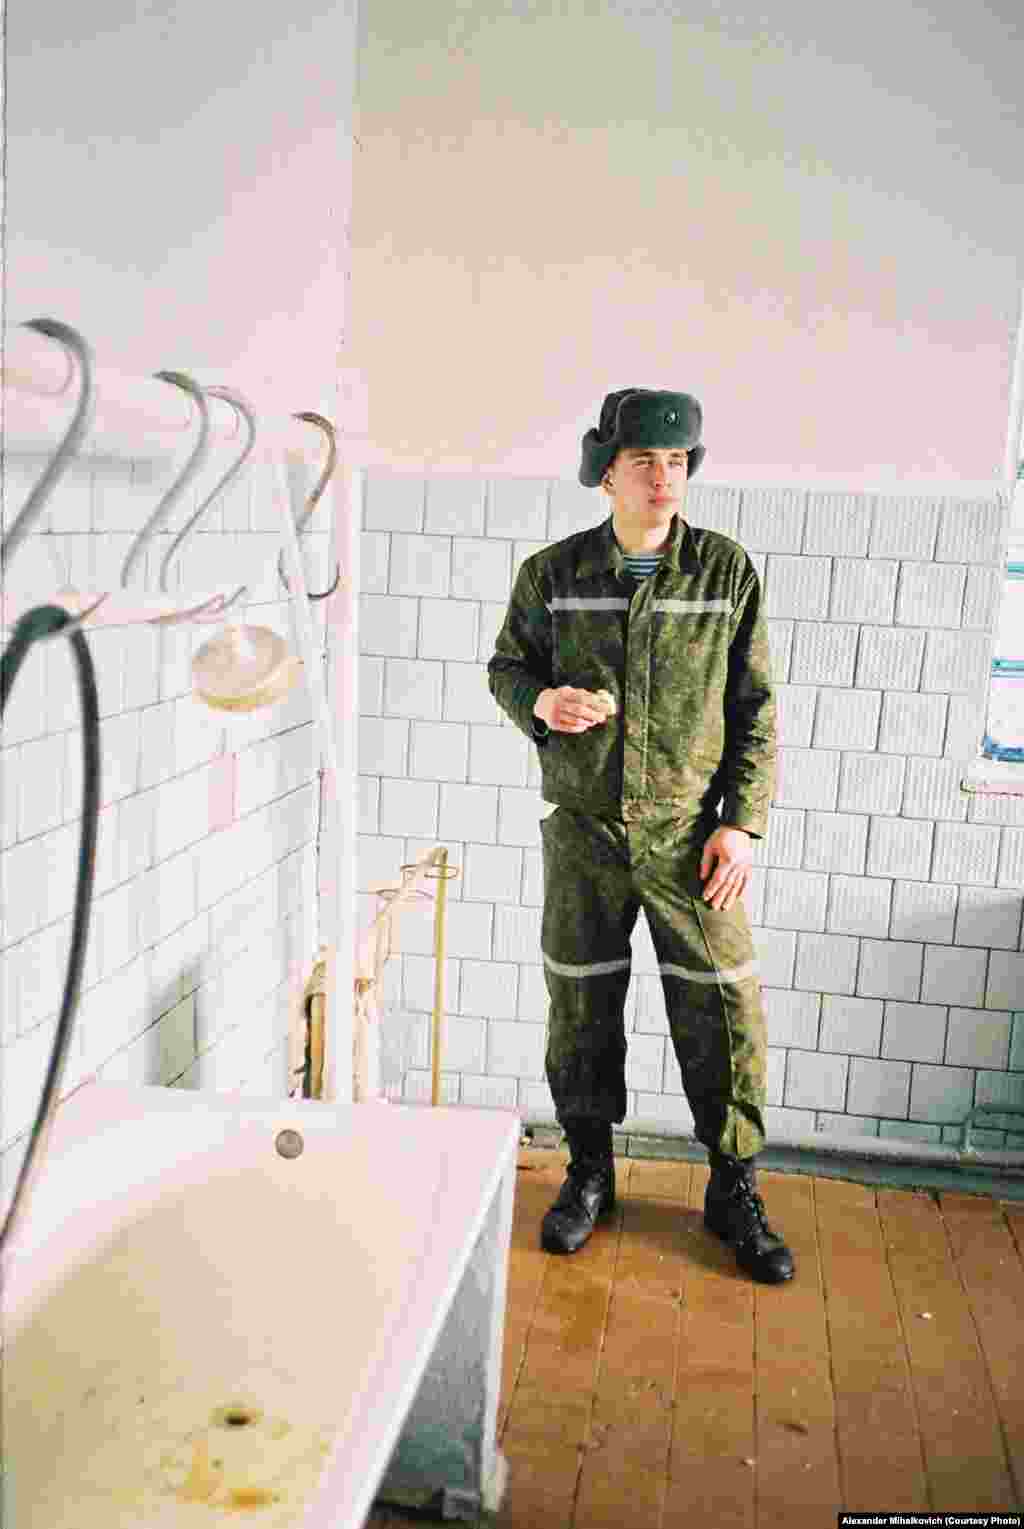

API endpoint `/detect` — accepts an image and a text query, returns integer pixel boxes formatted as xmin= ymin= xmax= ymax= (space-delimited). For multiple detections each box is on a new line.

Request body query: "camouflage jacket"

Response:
xmin=486 ymin=511 xmax=775 ymax=837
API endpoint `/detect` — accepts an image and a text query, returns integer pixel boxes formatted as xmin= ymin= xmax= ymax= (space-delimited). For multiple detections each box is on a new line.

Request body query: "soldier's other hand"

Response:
xmin=699 ymin=826 xmax=753 ymax=911
xmin=537 ymin=686 xmax=610 ymax=732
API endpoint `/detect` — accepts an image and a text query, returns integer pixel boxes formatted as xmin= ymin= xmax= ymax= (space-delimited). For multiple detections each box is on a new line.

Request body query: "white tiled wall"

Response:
xmin=357 ymin=472 xmax=1024 ymax=1150
xmin=0 ymin=449 xmax=330 ymax=1203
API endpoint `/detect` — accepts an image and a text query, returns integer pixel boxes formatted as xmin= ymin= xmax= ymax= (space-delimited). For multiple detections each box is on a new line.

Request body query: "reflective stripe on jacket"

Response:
xmin=486 ymin=511 xmax=775 ymax=836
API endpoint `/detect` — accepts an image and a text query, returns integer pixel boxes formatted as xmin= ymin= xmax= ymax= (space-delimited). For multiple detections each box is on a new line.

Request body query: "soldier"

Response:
xmin=487 ymin=388 xmax=794 ymax=1284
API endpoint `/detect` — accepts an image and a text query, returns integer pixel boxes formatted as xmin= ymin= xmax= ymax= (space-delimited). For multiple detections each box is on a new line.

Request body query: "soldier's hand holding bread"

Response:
xmin=534 ymin=686 xmax=616 ymax=732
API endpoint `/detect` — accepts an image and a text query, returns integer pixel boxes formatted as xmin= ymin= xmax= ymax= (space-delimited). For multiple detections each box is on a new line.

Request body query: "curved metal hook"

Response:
xmin=291 ymin=412 xmax=338 ymax=533
xmin=277 ymin=412 xmax=342 ymax=600
xmin=1 ymin=319 xmax=96 ymax=575
xmin=157 ymin=384 xmax=255 ymax=612
xmin=119 ymin=371 xmax=212 ymax=592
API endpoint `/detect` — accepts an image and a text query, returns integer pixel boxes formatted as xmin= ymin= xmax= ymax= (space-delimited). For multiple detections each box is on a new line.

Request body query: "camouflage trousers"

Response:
xmin=539 ymin=804 xmax=767 ymax=1159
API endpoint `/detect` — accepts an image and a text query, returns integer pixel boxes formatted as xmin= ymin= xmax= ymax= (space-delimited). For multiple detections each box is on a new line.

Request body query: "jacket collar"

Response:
xmin=576 ymin=510 xmax=702 ymax=582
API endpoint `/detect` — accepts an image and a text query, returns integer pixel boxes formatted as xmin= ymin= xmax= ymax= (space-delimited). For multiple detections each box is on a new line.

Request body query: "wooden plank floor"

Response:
xmin=365 ymin=1145 xmax=1024 ymax=1527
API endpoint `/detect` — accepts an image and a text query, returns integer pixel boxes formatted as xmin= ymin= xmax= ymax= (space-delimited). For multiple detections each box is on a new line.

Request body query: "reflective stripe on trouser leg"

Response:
xmin=637 ymin=832 xmax=767 ymax=1159
xmin=538 ymin=808 xmax=640 ymax=1125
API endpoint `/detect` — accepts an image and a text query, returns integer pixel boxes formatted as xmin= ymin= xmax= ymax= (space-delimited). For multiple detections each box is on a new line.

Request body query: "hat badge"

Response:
xmin=665 ymin=410 xmax=677 ymax=424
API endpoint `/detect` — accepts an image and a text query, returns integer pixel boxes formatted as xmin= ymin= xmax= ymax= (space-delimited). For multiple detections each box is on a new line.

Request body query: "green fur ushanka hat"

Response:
xmin=579 ymin=388 xmax=706 ymax=487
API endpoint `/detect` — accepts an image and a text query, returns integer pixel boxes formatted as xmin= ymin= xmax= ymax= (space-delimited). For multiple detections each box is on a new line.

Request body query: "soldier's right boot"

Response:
xmin=540 ymin=1117 xmax=616 ymax=1255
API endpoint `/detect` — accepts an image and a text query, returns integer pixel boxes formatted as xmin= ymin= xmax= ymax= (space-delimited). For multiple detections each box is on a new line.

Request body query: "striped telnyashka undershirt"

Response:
xmin=621 ymin=551 xmax=665 ymax=581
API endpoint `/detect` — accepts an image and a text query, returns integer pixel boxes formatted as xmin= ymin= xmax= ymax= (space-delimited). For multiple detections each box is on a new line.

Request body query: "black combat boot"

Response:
xmin=541 ymin=1118 xmax=616 ymax=1255
xmin=704 ymin=1151 xmax=795 ymax=1284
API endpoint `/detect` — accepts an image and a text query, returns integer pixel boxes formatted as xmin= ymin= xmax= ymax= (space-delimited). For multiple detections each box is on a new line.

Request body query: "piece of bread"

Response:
xmin=592 ymin=689 xmax=617 ymax=717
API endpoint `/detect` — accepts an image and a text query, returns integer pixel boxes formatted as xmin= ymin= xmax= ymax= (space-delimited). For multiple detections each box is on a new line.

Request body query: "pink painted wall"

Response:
xmin=6 ymin=1 xmax=1022 ymax=489
xmin=4 ymin=1 xmax=357 ymax=422
xmin=348 ymin=0 xmax=1024 ymax=490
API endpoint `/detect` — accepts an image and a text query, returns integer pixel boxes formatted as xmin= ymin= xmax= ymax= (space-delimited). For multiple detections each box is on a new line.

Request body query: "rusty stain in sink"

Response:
xmin=174 ymin=1432 xmax=282 ymax=1510
xmin=158 ymin=1397 xmax=325 ymax=1513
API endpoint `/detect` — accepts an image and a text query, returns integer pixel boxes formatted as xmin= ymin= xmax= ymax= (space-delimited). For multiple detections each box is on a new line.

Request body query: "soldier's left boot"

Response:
xmin=704 ymin=1151 xmax=795 ymax=1284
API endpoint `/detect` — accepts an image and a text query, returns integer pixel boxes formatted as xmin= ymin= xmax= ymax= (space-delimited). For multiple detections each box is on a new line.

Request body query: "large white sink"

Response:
xmin=1 ymin=1079 xmax=518 ymax=1526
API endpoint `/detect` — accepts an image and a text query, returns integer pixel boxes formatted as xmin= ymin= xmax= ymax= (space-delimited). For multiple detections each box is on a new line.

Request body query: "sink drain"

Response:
xmin=275 ymin=1129 xmax=304 ymax=1159
xmin=210 ymin=1402 xmax=265 ymax=1430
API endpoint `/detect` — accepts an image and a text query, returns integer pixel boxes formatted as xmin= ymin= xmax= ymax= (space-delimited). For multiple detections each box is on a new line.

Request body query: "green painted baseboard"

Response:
xmin=519 ymin=1122 xmax=1024 ymax=1203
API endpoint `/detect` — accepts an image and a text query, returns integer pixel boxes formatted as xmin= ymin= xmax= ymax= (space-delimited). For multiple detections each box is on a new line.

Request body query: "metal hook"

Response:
xmin=1 ymin=319 xmax=96 ymax=576
xmin=119 ymin=371 xmax=213 ymax=593
xmin=157 ymin=384 xmax=254 ymax=610
xmin=277 ymin=412 xmax=342 ymax=600
xmin=114 ymin=371 xmax=231 ymax=627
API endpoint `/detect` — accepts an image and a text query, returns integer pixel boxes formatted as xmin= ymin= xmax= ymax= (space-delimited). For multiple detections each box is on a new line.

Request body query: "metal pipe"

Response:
xmin=1 ymin=321 xmax=95 ymax=573
xmin=1003 ymin=283 xmax=1024 ymax=484
xmin=431 ymin=849 xmax=451 ymax=1107
xmin=323 ymin=465 xmax=361 ymax=1104
xmin=525 ymin=1116 xmax=1024 ymax=1183
xmin=0 ymin=607 xmax=102 ymax=1273
xmin=273 ymin=452 xmax=339 ymax=776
